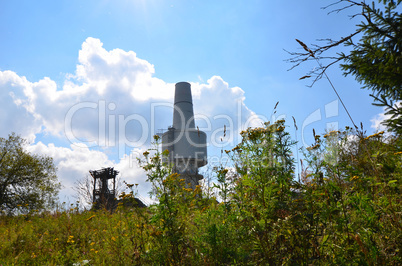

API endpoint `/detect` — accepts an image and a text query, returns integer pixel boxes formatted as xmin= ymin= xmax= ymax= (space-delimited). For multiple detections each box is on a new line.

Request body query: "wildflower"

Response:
xmin=67 ymin=235 xmax=75 ymax=244
xmin=111 ymin=236 xmax=116 ymax=242
xmin=364 ymin=131 xmax=384 ymax=140
xmin=218 ymin=168 xmax=228 ymax=175
xmin=307 ymin=143 xmax=320 ymax=151
xmin=276 ymin=126 xmax=285 ymax=132
xmin=86 ymin=215 xmax=95 ymax=221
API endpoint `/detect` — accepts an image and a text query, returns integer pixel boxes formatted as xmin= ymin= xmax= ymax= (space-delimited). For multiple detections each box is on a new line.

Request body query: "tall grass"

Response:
xmin=1 ymin=122 xmax=401 ymax=265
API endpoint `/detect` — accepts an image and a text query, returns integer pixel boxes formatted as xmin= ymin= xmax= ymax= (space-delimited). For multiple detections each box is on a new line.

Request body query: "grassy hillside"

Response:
xmin=1 ymin=121 xmax=401 ymax=265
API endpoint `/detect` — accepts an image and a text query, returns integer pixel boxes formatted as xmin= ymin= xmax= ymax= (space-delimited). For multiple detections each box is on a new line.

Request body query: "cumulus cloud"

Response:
xmin=371 ymin=111 xmax=389 ymax=132
xmin=0 ymin=37 xmax=260 ymax=202
xmin=191 ymin=77 xmax=263 ymax=148
xmin=27 ymin=141 xmax=151 ymax=204
xmin=371 ymin=101 xmax=401 ymax=132
xmin=0 ymin=71 xmax=42 ymax=141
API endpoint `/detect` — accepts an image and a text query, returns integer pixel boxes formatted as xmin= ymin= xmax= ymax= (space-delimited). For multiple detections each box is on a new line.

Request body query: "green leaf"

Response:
xmin=321 ymin=234 xmax=329 ymax=245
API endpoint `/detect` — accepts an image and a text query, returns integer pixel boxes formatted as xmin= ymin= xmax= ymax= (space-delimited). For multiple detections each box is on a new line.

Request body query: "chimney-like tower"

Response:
xmin=162 ymin=82 xmax=207 ymax=189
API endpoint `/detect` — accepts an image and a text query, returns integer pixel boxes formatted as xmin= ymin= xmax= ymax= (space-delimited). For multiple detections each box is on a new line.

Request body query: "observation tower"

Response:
xmin=162 ymin=82 xmax=207 ymax=189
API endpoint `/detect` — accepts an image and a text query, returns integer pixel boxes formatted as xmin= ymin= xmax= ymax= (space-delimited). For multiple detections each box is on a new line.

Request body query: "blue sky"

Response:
xmin=0 ymin=0 xmax=386 ymax=203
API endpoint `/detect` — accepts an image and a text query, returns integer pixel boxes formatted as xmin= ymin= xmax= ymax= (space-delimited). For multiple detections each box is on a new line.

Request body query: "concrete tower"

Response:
xmin=162 ymin=82 xmax=207 ymax=189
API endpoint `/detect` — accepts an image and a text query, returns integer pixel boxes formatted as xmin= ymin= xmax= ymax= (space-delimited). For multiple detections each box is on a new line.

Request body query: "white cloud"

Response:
xmin=192 ymin=76 xmax=264 ymax=148
xmin=27 ymin=142 xmax=113 ymax=202
xmin=76 ymin=37 xmax=171 ymax=101
xmin=371 ymin=101 xmax=401 ymax=132
xmin=0 ymin=71 xmax=41 ymax=142
xmin=371 ymin=111 xmax=389 ymax=132
xmin=27 ymin=141 xmax=153 ymax=204
xmin=0 ymin=37 xmax=262 ymax=202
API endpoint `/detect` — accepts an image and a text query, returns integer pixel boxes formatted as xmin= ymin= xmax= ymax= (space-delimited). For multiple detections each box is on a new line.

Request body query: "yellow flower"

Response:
xmin=67 ymin=235 xmax=75 ymax=244
xmin=364 ymin=131 xmax=384 ymax=140
xmin=350 ymin=176 xmax=359 ymax=181
xmin=86 ymin=215 xmax=95 ymax=221
xmin=277 ymin=126 xmax=285 ymax=132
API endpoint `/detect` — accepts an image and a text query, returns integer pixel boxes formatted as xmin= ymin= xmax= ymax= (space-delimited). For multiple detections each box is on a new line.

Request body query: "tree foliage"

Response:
xmin=287 ymin=0 xmax=402 ymax=135
xmin=0 ymin=133 xmax=60 ymax=215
